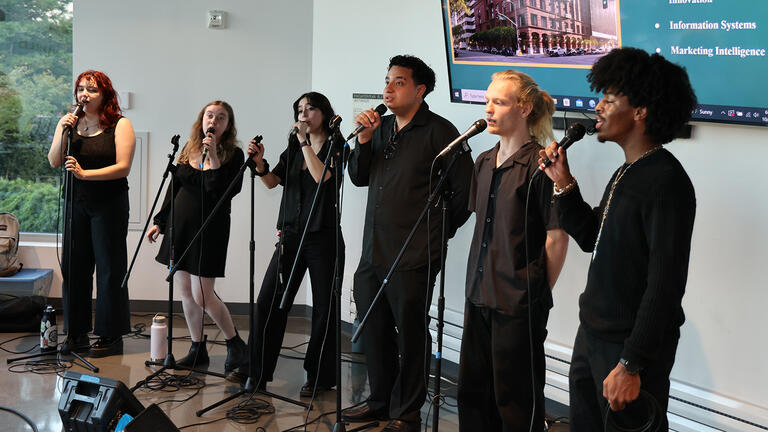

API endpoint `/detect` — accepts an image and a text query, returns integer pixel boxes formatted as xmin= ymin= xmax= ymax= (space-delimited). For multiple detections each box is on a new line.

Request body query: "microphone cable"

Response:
xmin=190 ymin=139 xmax=207 ymax=378
xmin=250 ymin=129 xmax=295 ymax=396
xmin=523 ymin=170 xmax=541 ymax=432
xmin=603 ymin=390 xmax=664 ymax=432
xmin=300 ymin=134 xmax=340 ymax=431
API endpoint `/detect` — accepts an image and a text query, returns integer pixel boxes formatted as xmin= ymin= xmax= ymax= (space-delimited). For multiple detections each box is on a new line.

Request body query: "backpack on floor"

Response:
xmin=0 ymin=212 xmax=22 ymax=277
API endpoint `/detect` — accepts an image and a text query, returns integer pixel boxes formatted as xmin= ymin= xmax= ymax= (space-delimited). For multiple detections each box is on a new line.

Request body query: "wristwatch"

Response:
xmin=619 ymin=357 xmax=642 ymax=376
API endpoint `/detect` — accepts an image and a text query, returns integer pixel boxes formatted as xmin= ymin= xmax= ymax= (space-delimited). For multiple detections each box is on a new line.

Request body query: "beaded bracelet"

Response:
xmin=553 ymin=176 xmax=577 ymax=197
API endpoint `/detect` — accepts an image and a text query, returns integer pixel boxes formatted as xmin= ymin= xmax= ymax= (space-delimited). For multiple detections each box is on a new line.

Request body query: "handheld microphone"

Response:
xmin=346 ymin=104 xmax=387 ymax=141
xmin=538 ymin=122 xmax=586 ymax=170
xmin=289 ymin=126 xmax=299 ymax=136
xmin=328 ymin=115 xmax=342 ymax=130
xmin=200 ymin=127 xmax=215 ymax=168
xmin=66 ymin=103 xmax=85 ymax=129
xmin=436 ymin=119 xmax=487 ymax=158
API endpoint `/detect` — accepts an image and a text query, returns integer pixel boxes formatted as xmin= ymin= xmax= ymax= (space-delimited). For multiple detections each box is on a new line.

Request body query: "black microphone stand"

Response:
xmin=195 ymin=137 xmax=309 ymax=417
xmin=330 ymin=132 xmax=346 ymax=432
xmin=431 ymin=189 xmax=452 ymax=432
xmin=278 ymin=126 xmax=375 ymax=432
xmin=125 ymin=135 xmax=223 ymax=390
xmin=8 ymin=120 xmax=98 ymax=373
xmin=349 ymin=143 xmax=471 ymax=431
xmin=329 ymin=132 xmax=372 ymax=432
xmin=278 ymin=137 xmax=332 ymax=309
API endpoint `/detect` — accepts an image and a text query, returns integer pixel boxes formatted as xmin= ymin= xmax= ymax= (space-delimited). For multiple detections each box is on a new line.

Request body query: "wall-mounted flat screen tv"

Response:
xmin=441 ymin=0 xmax=768 ymax=127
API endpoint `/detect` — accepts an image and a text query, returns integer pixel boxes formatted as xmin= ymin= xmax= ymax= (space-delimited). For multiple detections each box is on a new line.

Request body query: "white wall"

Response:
xmin=312 ymin=0 xmax=768 ymax=428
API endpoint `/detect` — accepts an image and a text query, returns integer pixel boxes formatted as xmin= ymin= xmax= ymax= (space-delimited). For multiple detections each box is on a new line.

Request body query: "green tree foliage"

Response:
xmin=0 ymin=0 xmax=71 ymax=232
xmin=452 ymin=24 xmax=465 ymax=48
xmin=450 ymin=0 xmax=470 ymax=15
xmin=0 ymin=0 xmax=71 ymax=176
xmin=469 ymin=27 xmax=518 ymax=51
xmin=0 ymin=178 xmax=61 ymax=233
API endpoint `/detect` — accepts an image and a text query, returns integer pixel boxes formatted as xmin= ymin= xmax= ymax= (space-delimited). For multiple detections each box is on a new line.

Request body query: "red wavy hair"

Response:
xmin=73 ymin=70 xmax=123 ymax=129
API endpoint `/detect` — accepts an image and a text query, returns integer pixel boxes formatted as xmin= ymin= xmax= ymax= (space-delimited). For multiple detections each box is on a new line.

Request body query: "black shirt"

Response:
xmin=70 ymin=124 xmax=128 ymax=202
xmin=556 ymin=148 xmax=696 ymax=368
xmin=272 ymin=136 xmax=341 ymax=233
xmin=466 ymin=141 xmax=559 ymax=316
xmin=348 ymin=102 xmax=474 ymax=269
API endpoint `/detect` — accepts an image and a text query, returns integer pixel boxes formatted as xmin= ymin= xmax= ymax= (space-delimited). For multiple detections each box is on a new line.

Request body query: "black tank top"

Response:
xmin=70 ymin=123 xmax=129 ymax=202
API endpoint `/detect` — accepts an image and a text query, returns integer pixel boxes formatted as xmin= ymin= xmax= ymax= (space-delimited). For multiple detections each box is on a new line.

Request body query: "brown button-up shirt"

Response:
xmin=466 ymin=141 xmax=559 ymax=315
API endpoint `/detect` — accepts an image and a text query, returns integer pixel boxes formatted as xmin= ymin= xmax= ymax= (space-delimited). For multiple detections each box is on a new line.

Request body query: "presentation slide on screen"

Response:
xmin=443 ymin=0 xmax=768 ymax=126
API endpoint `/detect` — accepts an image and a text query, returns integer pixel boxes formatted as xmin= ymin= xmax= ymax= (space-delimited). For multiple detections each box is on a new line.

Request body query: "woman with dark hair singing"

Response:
xmin=147 ymin=101 xmax=247 ymax=373
xmin=48 ymin=70 xmax=135 ymax=357
xmin=228 ymin=92 xmax=344 ymax=398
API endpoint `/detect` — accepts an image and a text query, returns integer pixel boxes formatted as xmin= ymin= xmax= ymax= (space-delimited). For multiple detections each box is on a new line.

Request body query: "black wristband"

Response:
xmin=619 ymin=357 xmax=642 ymax=375
xmin=255 ymin=159 xmax=270 ymax=177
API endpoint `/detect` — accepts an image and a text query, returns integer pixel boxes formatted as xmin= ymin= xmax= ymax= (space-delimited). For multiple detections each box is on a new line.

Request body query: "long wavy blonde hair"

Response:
xmin=491 ymin=70 xmax=555 ymax=145
xmin=178 ymin=100 xmax=239 ymax=165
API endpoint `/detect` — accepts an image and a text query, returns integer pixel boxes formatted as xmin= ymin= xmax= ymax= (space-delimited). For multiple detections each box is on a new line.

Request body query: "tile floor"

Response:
xmin=0 ymin=314 xmax=462 ymax=431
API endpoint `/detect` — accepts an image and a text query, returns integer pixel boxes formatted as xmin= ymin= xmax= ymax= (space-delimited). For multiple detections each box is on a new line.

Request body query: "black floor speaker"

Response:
xmin=58 ymin=371 xmax=145 ymax=431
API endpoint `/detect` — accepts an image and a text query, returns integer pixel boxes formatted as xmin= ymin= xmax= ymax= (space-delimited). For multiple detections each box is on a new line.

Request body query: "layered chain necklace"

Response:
xmin=592 ymin=146 xmax=662 ymax=261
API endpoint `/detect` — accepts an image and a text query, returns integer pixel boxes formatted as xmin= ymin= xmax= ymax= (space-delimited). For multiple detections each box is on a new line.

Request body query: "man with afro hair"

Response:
xmin=538 ymin=47 xmax=697 ymax=430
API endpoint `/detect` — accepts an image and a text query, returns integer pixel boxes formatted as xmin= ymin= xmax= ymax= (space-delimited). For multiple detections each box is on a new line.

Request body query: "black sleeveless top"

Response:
xmin=70 ymin=123 xmax=129 ymax=202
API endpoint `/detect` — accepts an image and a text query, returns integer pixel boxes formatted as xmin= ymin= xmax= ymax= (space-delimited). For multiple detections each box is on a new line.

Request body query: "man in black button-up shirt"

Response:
xmin=457 ymin=71 xmax=568 ymax=431
xmin=343 ymin=55 xmax=473 ymax=431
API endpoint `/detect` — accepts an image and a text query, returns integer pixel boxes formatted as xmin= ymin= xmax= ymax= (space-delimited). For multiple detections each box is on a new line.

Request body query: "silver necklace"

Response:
xmin=592 ymin=146 xmax=661 ymax=261
xmin=80 ymin=118 xmax=99 ymax=132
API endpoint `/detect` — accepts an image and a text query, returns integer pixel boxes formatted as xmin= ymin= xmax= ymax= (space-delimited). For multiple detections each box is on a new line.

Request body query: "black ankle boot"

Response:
xmin=224 ymin=332 xmax=247 ymax=373
xmin=89 ymin=336 xmax=123 ymax=358
xmin=60 ymin=333 xmax=90 ymax=355
xmin=177 ymin=335 xmax=209 ymax=367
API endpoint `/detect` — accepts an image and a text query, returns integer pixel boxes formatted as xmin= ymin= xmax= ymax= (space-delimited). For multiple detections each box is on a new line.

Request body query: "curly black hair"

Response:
xmin=388 ymin=54 xmax=436 ymax=97
xmin=587 ymin=47 xmax=697 ymax=145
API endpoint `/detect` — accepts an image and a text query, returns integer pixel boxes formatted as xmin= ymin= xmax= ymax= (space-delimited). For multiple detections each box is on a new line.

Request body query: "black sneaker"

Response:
xmin=88 ymin=336 xmax=123 ymax=358
xmin=60 ymin=334 xmax=90 ymax=355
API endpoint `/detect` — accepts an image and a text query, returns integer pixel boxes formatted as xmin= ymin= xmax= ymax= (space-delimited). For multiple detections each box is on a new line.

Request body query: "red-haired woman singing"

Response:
xmin=48 ymin=70 xmax=136 ymax=358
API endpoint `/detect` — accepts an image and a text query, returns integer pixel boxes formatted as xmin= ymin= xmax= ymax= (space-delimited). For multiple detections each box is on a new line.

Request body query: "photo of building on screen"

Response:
xmin=448 ymin=0 xmax=619 ymax=66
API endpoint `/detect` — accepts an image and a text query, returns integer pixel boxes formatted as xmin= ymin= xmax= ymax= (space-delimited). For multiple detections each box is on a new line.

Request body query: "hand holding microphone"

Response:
xmin=200 ymin=126 xmax=215 ymax=168
xmin=537 ymin=122 xmax=586 ymax=186
xmin=348 ymin=103 xmax=388 ymax=143
xmin=61 ymin=100 xmax=86 ymax=130
xmin=248 ymin=137 xmax=265 ymax=166
xmin=294 ymin=121 xmax=310 ymax=143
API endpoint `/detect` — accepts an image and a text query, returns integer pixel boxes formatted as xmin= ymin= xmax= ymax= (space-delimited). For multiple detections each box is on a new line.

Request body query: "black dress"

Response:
xmin=153 ymin=147 xmax=245 ymax=277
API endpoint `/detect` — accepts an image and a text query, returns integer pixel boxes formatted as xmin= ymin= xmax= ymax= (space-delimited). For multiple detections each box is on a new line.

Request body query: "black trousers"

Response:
xmin=457 ymin=300 xmax=549 ymax=432
xmin=62 ymin=192 xmax=131 ymax=337
xmin=247 ymin=229 xmax=343 ymax=387
xmin=353 ymin=260 xmax=438 ymax=422
xmin=568 ymin=325 xmax=679 ymax=431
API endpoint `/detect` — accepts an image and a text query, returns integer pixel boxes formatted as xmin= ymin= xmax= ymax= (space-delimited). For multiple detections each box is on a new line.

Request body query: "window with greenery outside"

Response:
xmin=0 ymin=0 xmax=72 ymax=234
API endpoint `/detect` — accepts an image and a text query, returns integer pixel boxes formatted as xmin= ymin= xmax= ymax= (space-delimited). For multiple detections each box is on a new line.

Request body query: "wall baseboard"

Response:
xmin=44 ymin=297 xmax=314 ymax=319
